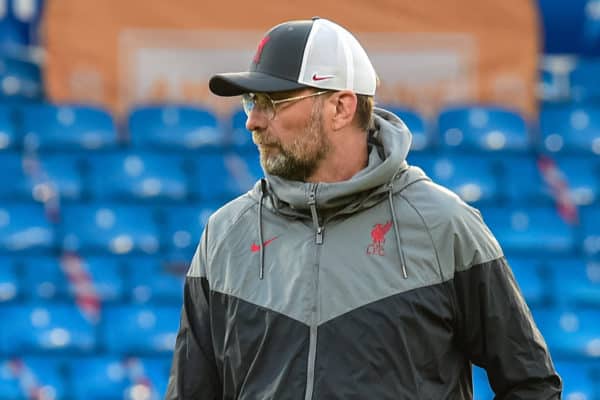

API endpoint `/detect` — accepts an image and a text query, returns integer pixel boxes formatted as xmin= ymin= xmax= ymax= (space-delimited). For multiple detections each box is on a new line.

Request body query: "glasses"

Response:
xmin=241 ymin=90 xmax=329 ymax=120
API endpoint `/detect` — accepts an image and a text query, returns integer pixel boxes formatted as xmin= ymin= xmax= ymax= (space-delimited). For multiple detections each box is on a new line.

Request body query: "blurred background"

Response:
xmin=0 ymin=0 xmax=598 ymax=399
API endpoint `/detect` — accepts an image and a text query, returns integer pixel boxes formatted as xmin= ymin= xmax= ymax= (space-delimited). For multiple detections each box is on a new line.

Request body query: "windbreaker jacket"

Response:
xmin=166 ymin=108 xmax=562 ymax=399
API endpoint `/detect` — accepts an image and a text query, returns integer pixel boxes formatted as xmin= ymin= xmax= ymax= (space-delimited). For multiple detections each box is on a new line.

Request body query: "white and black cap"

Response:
xmin=209 ymin=17 xmax=377 ymax=96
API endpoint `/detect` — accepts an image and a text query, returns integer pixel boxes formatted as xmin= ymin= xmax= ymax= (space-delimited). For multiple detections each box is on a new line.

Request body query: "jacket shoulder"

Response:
xmin=399 ymin=173 xmax=503 ymax=272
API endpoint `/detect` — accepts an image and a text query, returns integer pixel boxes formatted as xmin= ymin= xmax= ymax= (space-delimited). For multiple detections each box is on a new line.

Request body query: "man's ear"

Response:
xmin=330 ymin=90 xmax=357 ymax=131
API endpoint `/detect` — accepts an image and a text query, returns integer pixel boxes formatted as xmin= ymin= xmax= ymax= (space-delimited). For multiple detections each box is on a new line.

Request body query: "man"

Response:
xmin=166 ymin=17 xmax=561 ymax=399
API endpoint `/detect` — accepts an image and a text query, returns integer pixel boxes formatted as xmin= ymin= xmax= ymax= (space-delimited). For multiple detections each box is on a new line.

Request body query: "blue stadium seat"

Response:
xmin=437 ymin=105 xmax=530 ymax=152
xmin=190 ymin=152 xmax=262 ymax=201
xmin=21 ymin=104 xmax=118 ymax=151
xmin=533 ymin=308 xmax=600 ymax=359
xmin=0 ymin=106 xmax=16 ymax=151
xmin=101 ymin=305 xmax=180 ymax=355
xmin=540 ymin=104 xmax=600 ymax=155
xmin=472 ymin=366 xmax=493 ymax=400
xmin=502 ymin=155 xmax=599 ymax=207
xmin=499 ymin=156 xmax=548 ymax=205
xmin=230 ymin=108 xmax=254 ymax=151
xmin=22 ymin=256 xmax=124 ymax=303
xmin=22 ymin=154 xmax=83 ymax=202
xmin=88 ymin=152 xmax=188 ymax=202
xmin=582 ymin=207 xmax=600 ymax=257
xmin=69 ymin=356 xmax=168 ymax=400
xmin=0 ymin=204 xmax=55 ymax=253
xmin=570 ymin=58 xmax=600 ymax=101
xmin=128 ymin=105 xmax=224 ymax=151
xmin=60 ymin=204 xmax=161 ymax=255
xmin=553 ymin=361 xmax=596 ymax=400
xmin=505 ymin=257 xmax=547 ymax=308
xmin=0 ymin=304 xmax=96 ymax=355
xmin=0 ymin=152 xmax=30 ymax=200
xmin=126 ymin=258 xmax=184 ymax=304
xmin=548 ymin=258 xmax=600 ymax=308
xmin=415 ymin=155 xmax=499 ymax=205
xmin=0 ymin=257 xmax=17 ymax=303
xmin=0 ymin=357 xmax=66 ymax=400
xmin=0 ymin=57 xmax=43 ymax=102
xmin=387 ymin=106 xmax=431 ymax=152
xmin=479 ymin=207 xmax=575 ymax=255
xmin=162 ymin=203 xmax=217 ymax=260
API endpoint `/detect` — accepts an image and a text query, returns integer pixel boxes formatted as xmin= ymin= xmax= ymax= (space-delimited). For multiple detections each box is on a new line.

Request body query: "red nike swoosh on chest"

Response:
xmin=250 ymin=236 xmax=278 ymax=252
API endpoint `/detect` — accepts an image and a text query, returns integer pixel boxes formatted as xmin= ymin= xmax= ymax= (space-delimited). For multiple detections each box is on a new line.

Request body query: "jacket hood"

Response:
xmin=249 ymin=107 xmax=416 ymax=213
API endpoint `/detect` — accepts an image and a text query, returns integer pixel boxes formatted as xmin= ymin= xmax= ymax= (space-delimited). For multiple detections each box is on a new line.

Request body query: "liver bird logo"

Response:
xmin=371 ymin=221 xmax=393 ymax=244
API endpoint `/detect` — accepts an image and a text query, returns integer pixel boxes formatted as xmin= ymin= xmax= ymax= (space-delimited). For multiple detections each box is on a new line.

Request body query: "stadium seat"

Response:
xmin=472 ymin=366 xmax=493 ymax=400
xmin=539 ymin=104 xmax=600 ymax=155
xmin=0 ymin=357 xmax=66 ymax=400
xmin=0 ymin=304 xmax=96 ymax=355
xmin=22 ymin=154 xmax=84 ymax=202
xmin=0 ymin=152 xmax=31 ymax=200
xmin=0 ymin=106 xmax=16 ymax=151
xmin=414 ymin=155 xmax=499 ymax=205
xmin=499 ymin=156 xmax=549 ymax=205
xmin=0 ymin=57 xmax=43 ymax=102
xmin=505 ymin=257 xmax=547 ymax=308
xmin=570 ymin=58 xmax=600 ymax=102
xmin=101 ymin=305 xmax=180 ymax=355
xmin=60 ymin=204 xmax=161 ymax=255
xmin=582 ymin=206 xmax=600 ymax=256
xmin=437 ymin=105 xmax=530 ymax=152
xmin=68 ymin=356 xmax=168 ymax=400
xmin=162 ymin=203 xmax=217 ymax=260
xmin=0 ymin=203 xmax=55 ymax=253
xmin=553 ymin=361 xmax=596 ymax=400
xmin=126 ymin=258 xmax=184 ymax=304
xmin=479 ymin=207 xmax=575 ymax=255
xmin=230 ymin=108 xmax=254 ymax=151
xmin=22 ymin=255 xmax=124 ymax=303
xmin=88 ymin=152 xmax=188 ymax=202
xmin=532 ymin=308 xmax=600 ymax=359
xmin=0 ymin=257 xmax=17 ymax=303
xmin=547 ymin=258 xmax=600 ymax=308
xmin=21 ymin=104 xmax=119 ymax=151
xmin=189 ymin=152 xmax=262 ymax=202
xmin=387 ymin=106 xmax=431 ymax=152
xmin=128 ymin=105 xmax=224 ymax=151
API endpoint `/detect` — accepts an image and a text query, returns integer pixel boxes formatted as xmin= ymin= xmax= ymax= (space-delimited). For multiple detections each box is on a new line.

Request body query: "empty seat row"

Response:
xmin=0 ymin=256 xmax=184 ymax=305
xmin=408 ymin=153 xmax=600 ymax=206
xmin=0 ymin=355 xmax=169 ymax=400
xmin=0 ymin=304 xmax=180 ymax=356
xmin=0 ymin=150 xmax=263 ymax=203
xmin=0 ymin=203 xmax=217 ymax=258
xmin=0 ymin=102 xmax=599 ymax=154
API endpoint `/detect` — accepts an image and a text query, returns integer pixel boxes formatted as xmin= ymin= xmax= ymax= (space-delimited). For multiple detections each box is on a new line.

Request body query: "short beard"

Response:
xmin=256 ymin=102 xmax=330 ymax=182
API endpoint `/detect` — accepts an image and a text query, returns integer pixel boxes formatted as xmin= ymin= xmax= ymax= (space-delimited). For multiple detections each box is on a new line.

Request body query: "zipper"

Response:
xmin=304 ymin=184 xmax=322 ymax=400
xmin=307 ymin=185 xmax=324 ymax=244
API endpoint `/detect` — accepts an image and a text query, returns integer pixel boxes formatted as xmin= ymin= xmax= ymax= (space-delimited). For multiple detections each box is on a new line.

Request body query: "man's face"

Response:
xmin=246 ymin=89 xmax=332 ymax=181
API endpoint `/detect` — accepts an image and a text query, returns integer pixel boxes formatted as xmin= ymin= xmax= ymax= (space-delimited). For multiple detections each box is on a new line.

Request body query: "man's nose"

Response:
xmin=245 ymin=108 xmax=268 ymax=132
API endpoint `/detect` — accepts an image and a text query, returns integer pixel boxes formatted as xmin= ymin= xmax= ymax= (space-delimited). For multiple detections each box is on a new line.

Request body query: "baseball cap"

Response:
xmin=209 ymin=17 xmax=377 ymax=97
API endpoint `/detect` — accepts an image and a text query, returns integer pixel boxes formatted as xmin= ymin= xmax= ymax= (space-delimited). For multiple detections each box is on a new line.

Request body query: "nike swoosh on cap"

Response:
xmin=312 ymin=73 xmax=335 ymax=81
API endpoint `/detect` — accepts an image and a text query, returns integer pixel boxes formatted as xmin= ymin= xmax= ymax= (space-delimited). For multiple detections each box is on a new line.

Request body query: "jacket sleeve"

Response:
xmin=165 ymin=226 xmax=221 ymax=400
xmin=450 ymin=205 xmax=562 ymax=399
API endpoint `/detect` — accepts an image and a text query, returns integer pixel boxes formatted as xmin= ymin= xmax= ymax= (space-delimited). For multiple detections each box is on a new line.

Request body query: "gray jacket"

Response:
xmin=166 ymin=108 xmax=561 ymax=399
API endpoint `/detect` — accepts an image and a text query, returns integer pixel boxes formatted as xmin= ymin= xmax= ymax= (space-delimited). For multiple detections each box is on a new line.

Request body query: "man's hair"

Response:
xmin=354 ymin=94 xmax=375 ymax=131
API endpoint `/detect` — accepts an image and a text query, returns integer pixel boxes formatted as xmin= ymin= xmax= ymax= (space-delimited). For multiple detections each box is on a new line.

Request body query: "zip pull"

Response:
xmin=308 ymin=188 xmax=324 ymax=245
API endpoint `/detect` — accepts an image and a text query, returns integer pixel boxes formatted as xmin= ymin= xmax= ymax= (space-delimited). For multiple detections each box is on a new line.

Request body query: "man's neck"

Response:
xmin=306 ymin=130 xmax=369 ymax=183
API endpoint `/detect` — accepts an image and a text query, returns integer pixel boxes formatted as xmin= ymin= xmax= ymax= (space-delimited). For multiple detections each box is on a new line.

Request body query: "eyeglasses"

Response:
xmin=241 ymin=90 xmax=330 ymax=120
